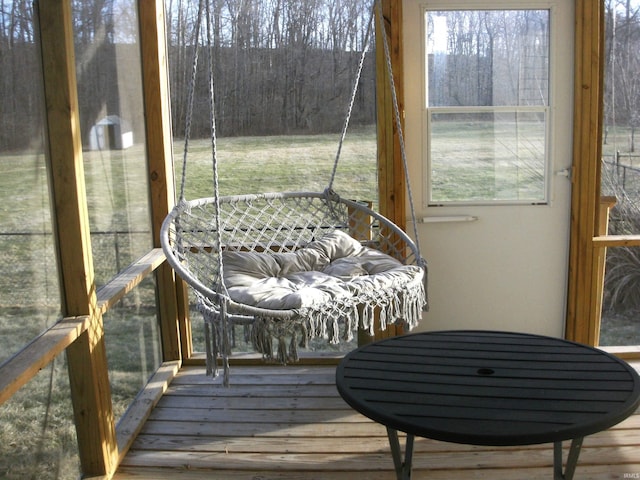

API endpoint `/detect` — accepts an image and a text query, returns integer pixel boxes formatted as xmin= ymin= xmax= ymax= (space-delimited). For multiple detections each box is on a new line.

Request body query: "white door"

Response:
xmin=403 ymin=0 xmax=574 ymax=337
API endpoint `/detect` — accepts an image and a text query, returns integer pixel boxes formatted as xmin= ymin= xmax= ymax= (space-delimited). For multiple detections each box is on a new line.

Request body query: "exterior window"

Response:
xmin=425 ymin=9 xmax=550 ymax=205
xmin=73 ymin=0 xmax=161 ymax=421
xmin=599 ymin=0 xmax=640 ymax=347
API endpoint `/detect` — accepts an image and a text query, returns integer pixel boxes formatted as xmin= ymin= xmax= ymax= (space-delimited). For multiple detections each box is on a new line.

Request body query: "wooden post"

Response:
xmin=138 ymin=0 xmax=191 ymax=361
xmin=373 ymin=0 xmax=405 ymax=340
xmin=565 ymin=0 xmax=606 ymax=345
xmin=376 ymin=0 xmax=405 ymax=231
xmin=36 ymin=0 xmax=118 ymax=475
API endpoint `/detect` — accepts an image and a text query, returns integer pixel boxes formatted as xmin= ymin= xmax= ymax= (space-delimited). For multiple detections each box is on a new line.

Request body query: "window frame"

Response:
xmin=420 ymin=2 xmax=556 ymax=207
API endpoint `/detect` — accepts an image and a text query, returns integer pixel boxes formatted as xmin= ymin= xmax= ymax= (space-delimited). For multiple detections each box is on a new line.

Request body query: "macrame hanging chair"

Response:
xmin=161 ymin=0 xmax=428 ymax=385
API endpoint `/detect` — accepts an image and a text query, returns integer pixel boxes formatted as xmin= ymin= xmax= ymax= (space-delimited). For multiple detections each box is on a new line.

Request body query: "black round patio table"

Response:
xmin=335 ymin=330 xmax=640 ymax=480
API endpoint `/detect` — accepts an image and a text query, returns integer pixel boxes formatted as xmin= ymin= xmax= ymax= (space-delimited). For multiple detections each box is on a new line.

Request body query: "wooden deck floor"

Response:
xmin=114 ymin=364 xmax=640 ymax=480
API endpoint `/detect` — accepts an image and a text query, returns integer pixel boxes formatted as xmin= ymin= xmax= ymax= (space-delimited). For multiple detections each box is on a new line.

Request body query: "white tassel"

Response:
xmin=379 ymin=303 xmax=387 ymax=331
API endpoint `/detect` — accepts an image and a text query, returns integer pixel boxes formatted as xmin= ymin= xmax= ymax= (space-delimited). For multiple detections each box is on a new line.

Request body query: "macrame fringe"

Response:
xmin=199 ymin=273 xmax=426 ymax=386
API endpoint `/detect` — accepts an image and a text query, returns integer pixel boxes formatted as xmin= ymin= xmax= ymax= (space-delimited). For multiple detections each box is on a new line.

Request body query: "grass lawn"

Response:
xmin=1 ymin=124 xmax=639 ymax=479
xmin=174 ymin=128 xmax=378 ymax=203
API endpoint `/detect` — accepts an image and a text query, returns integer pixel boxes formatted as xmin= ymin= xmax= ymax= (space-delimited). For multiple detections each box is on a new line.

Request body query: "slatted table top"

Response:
xmin=336 ymin=330 xmax=640 ymax=447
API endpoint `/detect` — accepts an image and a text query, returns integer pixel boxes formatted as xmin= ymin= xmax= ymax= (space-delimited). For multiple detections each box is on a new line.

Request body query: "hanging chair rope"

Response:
xmin=333 ymin=0 xmax=421 ymax=255
xmin=178 ymin=0 xmax=205 ymax=203
xmin=203 ymin=0 xmax=233 ymax=374
xmin=375 ymin=0 xmax=421 ymax=254
xmin=328 ymin=7 xmax=375 ymax=191
xmin=178 ymin=0 xmax=422 ymax=272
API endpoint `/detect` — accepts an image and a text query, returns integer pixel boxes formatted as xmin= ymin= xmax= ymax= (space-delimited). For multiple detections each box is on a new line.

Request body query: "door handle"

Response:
xmin=421 ymin=215 xmax=478 ymax=223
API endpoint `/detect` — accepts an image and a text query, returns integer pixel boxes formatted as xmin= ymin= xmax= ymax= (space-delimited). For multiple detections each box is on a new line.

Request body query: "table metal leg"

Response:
xmin=386 ymin=427 xmax=414 ymax=480
xmin=553 ymin=438 xmax=584 ymax=480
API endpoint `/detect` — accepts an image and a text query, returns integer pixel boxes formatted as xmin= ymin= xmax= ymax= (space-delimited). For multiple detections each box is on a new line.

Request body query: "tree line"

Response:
xmin=604 ymin=0 xmax=640 ymax=150
xmin=166 ymin=0 xmax=375 ymax=137
xmin=1 ymin=0 xmax=639 ymax=151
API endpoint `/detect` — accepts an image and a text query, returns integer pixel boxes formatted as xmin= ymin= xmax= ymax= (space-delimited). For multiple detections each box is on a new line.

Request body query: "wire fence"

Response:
xmin=603 ymin=151 xmax=640 ymax=196
xmin=0 ymin=230 xmax=151 ymax=309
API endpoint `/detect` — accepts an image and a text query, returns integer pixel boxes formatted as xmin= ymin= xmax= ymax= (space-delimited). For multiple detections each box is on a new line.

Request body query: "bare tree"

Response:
xmin=604 ymin=0 xmax=640 ymax=151
xmin=0 ymin=0 xmax=377 ymax=149
xmin=0 ymin=0 xmax=41 ymax=151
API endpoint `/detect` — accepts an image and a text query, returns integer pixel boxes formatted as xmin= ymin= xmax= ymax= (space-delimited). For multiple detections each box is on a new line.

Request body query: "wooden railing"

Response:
xmin=0 ymin=249 xmax=180 ymax=468
xmin=0 ymin=248 xmax=171 ymax=401
xmin=591 ymin=197 xmax=640 ymax=355
xmin=593 ymin=235 xmax=640 ymax=248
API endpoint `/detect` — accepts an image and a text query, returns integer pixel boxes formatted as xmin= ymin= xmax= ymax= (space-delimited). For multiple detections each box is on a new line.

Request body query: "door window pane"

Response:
xmin=425 ymin=9 xmax=550 ymax=205
xmin=429 ymin=109 xmax=547 ymax=203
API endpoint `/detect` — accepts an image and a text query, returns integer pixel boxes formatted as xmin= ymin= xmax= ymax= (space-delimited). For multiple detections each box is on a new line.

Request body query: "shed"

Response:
xmin=89 ymin=115 xmax=133 ymax=150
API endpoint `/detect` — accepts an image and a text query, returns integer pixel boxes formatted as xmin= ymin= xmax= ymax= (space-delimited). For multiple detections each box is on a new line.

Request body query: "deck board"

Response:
xmin=114 ymin=364 xmax=640 ymax=480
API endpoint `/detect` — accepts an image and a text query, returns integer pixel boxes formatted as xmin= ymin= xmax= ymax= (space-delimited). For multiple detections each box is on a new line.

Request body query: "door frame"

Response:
xmin=565 ymin=0 xmax=606 ymax=346
xmin=377 ymin=0 xmax=636 ymax=351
